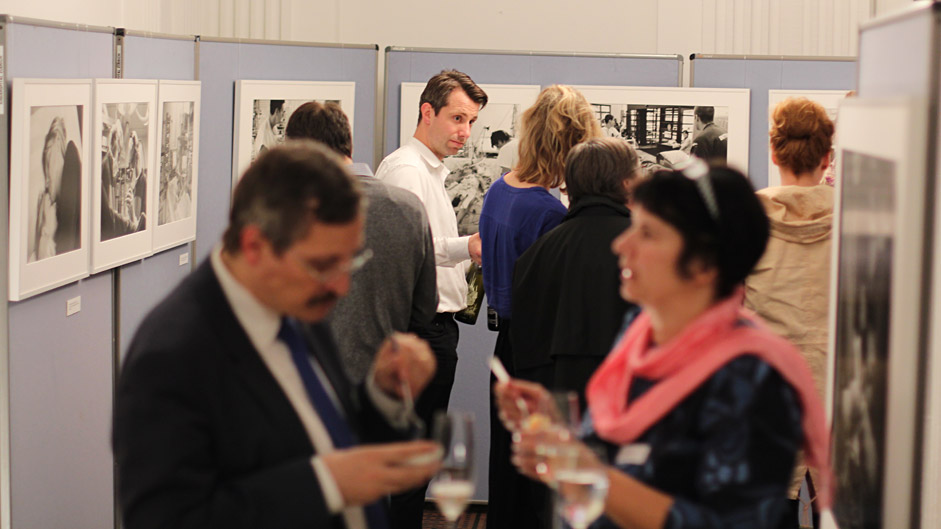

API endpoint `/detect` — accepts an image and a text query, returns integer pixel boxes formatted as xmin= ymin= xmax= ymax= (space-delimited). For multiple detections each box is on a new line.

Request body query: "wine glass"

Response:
xmin=534 ymin=391 xmax=582 ymax=485
xmin=429 ymin=411 xmax=475 ymax=526
xmin=554 ymin=446 xmax=609 ymax=529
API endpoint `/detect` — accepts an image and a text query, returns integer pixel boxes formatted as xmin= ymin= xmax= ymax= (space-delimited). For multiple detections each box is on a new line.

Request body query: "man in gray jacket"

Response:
xmin=286 ymin=101 xmax=437 ymax=382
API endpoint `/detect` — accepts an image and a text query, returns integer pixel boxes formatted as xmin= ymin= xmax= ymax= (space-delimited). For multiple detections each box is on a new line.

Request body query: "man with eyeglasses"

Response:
xmin=285 ymin=101 xmax=437 ymax=384
xmin=113 ymin=142 xmax=442 ymax=529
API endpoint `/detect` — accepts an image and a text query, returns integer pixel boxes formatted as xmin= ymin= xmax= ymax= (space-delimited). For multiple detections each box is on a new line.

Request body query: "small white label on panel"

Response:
xmin=66 ymin=296 xmax=81 ymax=316
xmin=179 ymin=252 xmax=189 ymax=266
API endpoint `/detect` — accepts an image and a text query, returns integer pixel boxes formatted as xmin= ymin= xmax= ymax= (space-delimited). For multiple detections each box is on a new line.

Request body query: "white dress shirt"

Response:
xmin=375 ymin=137 xmax=470 ymax=313
xmin=211 ymin=246 xmax=407 ymax=529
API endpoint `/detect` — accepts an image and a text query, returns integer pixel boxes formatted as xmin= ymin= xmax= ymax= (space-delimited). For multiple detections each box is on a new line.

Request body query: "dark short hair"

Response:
xmin=285 ymin=101 xmax=353 ymax=158
xmin=694 ymin=106 xmax=715 ymax=123
xmin=632 ymin=166 xmax=769 ymax=299
xmin=270 ymin=99 xmax=285 ymax=115
xmin=564 ymin=138 xmax=640 ymax=206
xmin=222 ymin=141 xmax=361 ymax=255
xmin=490 ymin=130 xmax=510 ymax=148
xmin=603 ymin=114 xmax=615 ymax=124
xmin=416 ymin=69 xmax=488 ymax=125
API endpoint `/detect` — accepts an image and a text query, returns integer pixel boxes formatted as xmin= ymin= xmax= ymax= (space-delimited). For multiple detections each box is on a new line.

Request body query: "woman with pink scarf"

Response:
xmin=496 ymin=163 xmax=831 ymax=529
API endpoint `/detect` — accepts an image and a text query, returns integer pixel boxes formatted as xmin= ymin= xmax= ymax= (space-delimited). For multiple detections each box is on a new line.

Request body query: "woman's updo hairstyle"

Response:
xmin=631 ymin=165 xmax=769 ymax=299
xmin=769 ymin=97 xmax=834 ymax=175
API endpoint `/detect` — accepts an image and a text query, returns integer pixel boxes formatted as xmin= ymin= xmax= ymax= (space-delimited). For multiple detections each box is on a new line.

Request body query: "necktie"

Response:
xmin=278 ymin=318 xmax=389 ymax=529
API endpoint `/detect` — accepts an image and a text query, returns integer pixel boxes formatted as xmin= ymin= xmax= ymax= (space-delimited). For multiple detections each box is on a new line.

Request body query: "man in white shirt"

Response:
xmin=374 ymin=69 xmax=487 ymax=529
xmin=114 ymin=142 xmax=440 ymax=529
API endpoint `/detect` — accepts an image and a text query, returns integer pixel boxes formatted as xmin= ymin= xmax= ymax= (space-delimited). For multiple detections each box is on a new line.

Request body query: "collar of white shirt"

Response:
xmin=406 ymin=136 xmax=449 ymax=180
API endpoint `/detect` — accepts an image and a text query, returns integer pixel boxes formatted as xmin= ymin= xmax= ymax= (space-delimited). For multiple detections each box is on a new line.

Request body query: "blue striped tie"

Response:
xmin=278 ymin=318 xmax=389 ymax=529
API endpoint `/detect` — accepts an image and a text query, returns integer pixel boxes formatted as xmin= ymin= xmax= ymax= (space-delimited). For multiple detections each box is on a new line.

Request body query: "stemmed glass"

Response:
xmin=428 ymin=411 xmax=475 ymax=527
xmin=554 ymin=447 xmax=609 ymax=529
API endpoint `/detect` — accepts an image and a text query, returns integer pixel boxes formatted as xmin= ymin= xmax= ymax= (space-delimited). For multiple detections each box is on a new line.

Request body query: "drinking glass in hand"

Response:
xmin=429 ymin=411 xmax=475 ymax=526
xmin=554 ymin=446 xmax=609 ymax=529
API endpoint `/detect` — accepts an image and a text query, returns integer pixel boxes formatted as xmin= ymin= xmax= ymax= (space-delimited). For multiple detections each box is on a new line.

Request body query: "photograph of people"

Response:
xmin=100 ymin=103 xmax=149 ymax=241
xmin=496 ymin=162 xmax=831 ymax=529
xmin=157 ymin=101 xmax=195 ymax=225
xmin=28 ymin=108 xmax=83 ymax=262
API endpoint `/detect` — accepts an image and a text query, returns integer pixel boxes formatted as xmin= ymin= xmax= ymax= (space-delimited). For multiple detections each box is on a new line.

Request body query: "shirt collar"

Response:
xmin=210 ymin=244 xmax=282 ymax=351
xmin=348 ymin=162 xmax=373 ymax=177
xmin=407 ymin=136 xmax=449 ymax=177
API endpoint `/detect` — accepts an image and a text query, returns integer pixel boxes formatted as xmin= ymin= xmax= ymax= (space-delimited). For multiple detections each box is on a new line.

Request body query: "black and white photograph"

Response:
xmin=399 ymin=83 xmax=540 ymax=235
xmin=158 ymin=101 xmax=194 ymax=226
xmin=250 ymin=98 xmax=340 ymax=162
xmin=831 ymin=149 xmax=893 ymax=529
xmin=92 ymin=79 xmax=158 ymax=273
xmin=574 ymin=86 xmax=750 ymax=173
xmin=233 ymin=80 xmax=356 ymax=185
xmin=28 ymin=106 xmax=84 ymax=262
xmin=154 ymin=80 xmax=201 ymax=252
xmin=100 ymin=101 xmax=150 ymax=241
xmin=9 ymin=79 xmax=93 ymax=301
xmin=823 ymin=98 xmax=927 ymax=529
xmin=767 ymin=89 xmax=851 ymax=187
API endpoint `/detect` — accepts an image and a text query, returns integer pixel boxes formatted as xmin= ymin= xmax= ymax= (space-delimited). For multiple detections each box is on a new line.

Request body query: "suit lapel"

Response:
xmin=191 ymin=262 xmax=313 ymax=453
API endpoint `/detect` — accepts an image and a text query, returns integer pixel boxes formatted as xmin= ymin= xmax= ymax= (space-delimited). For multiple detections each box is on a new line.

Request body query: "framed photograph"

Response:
xmin=8 ymin=79 xmax=92 ymax=301
xmin=399 ymin=83 xmax=541 ymax=235
xmin=232 ymin=80 xmax=356 ymax=185
xmin=767 ymin=89 xmax=852 ymax=187
xmin=825 ymin=97 xmax=927 ymax=529
xmin=91 ymin=79 xmax=158 ymax=273
xmin=572 ymin=85 xmax=750 ymax=174
xmin=153 ymin=80 xmax=200 ymax=253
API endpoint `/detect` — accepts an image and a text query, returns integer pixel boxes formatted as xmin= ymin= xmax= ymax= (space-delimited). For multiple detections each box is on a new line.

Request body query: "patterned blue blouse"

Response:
xmin=586 ymin=332 xmax=804 ymax=529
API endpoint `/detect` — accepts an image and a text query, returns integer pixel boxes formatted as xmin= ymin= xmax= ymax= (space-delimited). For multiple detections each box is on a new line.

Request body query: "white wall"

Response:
xmin=3 ymin=0 xmax=909 ymax=63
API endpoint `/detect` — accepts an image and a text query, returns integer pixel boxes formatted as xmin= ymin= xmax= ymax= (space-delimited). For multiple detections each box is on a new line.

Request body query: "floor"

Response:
xmin=421 ymin=502 xmax=487 ymax=529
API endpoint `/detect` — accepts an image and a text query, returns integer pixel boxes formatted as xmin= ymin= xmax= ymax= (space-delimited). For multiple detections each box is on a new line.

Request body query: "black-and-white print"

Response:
xmin=588 ymin=103 xmax=729 ymax=171
xmin=250 ymin=98 xmax=341 ymax=163
xmin=832 ymin=149 xmax=893 ymax=529
xmin=443 ymin=102 xmax=523 ymax=236
xmin=100 ymin=102 xmax=150 ymax=241
xmin=158 ymin=101 xmax=195 ymax=226
xmin=27 ymin=105 xmax=84 ymax=262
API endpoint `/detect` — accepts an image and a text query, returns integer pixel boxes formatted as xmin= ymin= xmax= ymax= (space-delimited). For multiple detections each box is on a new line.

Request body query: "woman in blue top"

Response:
xmin=480 ymin=84 xmax=602 ymax=529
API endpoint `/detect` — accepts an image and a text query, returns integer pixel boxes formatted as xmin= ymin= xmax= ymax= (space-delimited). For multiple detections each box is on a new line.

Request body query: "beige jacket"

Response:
xmin=744 ymin=184 xmax=833 ymax=499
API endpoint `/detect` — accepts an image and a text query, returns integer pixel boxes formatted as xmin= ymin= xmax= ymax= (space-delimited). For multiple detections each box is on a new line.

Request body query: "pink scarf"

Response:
xmin=586 ymin=290 xmax=833 ymax=508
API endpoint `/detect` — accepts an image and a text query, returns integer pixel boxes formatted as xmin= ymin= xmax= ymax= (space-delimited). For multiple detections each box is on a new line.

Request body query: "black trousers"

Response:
xmin=389 ymin=312 xmax=459 ymax=529
xmin=487 ymin=319 xmax=552 ymax=529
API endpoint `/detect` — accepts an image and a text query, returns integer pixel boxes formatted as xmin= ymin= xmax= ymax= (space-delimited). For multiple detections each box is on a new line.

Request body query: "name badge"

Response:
xmin=615 ymin=443 xmax=651 ymax=466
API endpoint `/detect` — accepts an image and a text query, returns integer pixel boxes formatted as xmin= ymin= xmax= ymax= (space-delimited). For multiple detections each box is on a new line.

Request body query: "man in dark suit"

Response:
xmin=113 ymin=142 xmax=441 ymax=529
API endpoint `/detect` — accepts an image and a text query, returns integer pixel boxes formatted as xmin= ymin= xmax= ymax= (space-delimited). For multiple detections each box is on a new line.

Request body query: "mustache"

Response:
xmin=306 ymin=293 xmax=338 ymax=307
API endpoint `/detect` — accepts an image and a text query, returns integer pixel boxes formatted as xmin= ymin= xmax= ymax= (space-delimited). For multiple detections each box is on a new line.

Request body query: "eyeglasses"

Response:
xmin=673 ymin=157 xmax=720 ymax=222
xmin=295 ymin=248 xmax=373 ymax=283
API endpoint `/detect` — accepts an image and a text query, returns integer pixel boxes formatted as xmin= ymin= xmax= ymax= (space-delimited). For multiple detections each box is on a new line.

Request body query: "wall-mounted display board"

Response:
xmin=196 ymin=38 xmax=378 ymax=264
xmin=8 ymin=78 xmax=92 ymax=301
xmin=119 ymin=32 xmax=200 ymax=370
xmin=232 ymin=80 xmax=356 ymax=187
xmin=1 ymin=16 xmax=117 ymax=529
xmin=383 ymin=46 xmax=683 ymax=501
xmin=690 ymin=54 xmax=856 ymax=189
xmin=840 ymin=4 xmax=941 ymax=529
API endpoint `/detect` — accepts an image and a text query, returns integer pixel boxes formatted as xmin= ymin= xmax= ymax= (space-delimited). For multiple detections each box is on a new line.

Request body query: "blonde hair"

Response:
xmin=770 ymin=97 xmax=834 ymax=175
xmin=515 ymin=85 xmax=602 ymax=188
